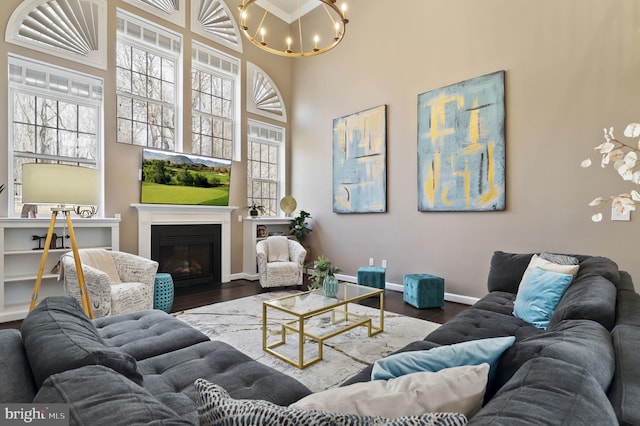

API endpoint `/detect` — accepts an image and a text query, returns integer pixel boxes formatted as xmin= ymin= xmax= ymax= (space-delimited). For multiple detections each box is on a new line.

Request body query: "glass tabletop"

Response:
xmin=264 ymin=282 xmax=381 ymax=315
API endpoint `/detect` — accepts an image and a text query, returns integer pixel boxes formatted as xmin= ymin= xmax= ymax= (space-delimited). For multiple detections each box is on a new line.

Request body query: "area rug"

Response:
xmin=173 ymin=291 xmax=440 ymax=392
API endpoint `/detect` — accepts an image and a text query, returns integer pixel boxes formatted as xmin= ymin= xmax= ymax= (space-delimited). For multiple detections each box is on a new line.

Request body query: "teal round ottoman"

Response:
xmin=154 ymin=273 xmax=174 ymax=313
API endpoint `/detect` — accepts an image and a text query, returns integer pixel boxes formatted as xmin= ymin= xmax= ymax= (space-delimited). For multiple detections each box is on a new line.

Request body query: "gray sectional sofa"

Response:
xmin=0 ymin=296 xmax=311 ymax=425
xmin=343 ymin=252 xmax=640 ymax=425
xmin=1 ymin=251 xmax=639 ymax=425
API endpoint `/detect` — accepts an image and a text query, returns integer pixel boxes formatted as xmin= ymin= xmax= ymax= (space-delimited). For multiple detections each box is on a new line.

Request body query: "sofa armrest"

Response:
xmin=60 ymin=254 xmax=113 ymax=318
xmin=468 ymin=358 xmax=617 ymax=425
xmin=608 ymin=324 xmax=640 ymax=426
xmin=35 ymin=365 xmax=193 ymax=425
xmin=0 ymin=329 xmax=37 ymax=403
xmin=288 ymin=240 xmax=307 ymax=266
xmin=256 ymin=240 xmax=268 ymax=274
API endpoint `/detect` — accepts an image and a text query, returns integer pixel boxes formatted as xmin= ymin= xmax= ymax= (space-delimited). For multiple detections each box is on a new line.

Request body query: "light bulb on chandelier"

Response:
xmin=238 ymin=0 xmax=349 ymax=58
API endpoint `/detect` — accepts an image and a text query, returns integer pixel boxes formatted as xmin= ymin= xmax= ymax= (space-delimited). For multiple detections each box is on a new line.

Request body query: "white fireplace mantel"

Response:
xmin=132 ymin=204 xmax=237 ymax=283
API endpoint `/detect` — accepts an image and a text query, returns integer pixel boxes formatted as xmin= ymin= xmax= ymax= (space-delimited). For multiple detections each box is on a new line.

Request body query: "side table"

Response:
xmin=154 ymin=273 xmax=174 ymax=313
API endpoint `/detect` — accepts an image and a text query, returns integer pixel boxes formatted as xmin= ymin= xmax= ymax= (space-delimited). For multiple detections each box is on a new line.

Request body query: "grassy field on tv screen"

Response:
xmin=140 ymin=150 xmax=231 ymax=206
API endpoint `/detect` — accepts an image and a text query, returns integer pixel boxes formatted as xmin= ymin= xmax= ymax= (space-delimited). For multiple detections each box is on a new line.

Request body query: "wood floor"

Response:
xmin=0 ymin=279 xmax=469 ymax=330
xmin=173 ymin=279 xmax=469 ymax=323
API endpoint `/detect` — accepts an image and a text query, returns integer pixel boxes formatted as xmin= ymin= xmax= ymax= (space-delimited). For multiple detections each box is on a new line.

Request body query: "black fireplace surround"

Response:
xmin=151 ymin=224 xmax=221 ymax=288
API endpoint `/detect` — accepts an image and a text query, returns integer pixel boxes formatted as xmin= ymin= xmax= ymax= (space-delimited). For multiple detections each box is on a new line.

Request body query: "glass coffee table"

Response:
xmin=262 ymin=282 xmax=384 ymax=369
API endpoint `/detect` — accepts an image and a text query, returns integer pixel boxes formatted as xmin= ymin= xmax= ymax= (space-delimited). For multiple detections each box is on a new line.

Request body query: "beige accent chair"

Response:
xmin=256 ymin=236 xmax=306 ymax=288
xmin=59 ymin=248 xmax=159 ymax=318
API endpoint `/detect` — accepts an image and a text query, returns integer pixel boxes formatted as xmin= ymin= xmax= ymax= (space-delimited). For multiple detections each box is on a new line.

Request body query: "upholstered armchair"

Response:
xmin=59 ymin=249 xmax=159 ymax=318
xmin=256 ymin=236 xmax=307 ymax=288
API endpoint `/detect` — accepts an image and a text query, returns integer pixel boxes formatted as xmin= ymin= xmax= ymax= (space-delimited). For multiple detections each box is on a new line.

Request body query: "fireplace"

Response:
xmin=151 ymin=224 xmax=222 ymax=288
xmin=151 ymin=224 xmax=222 ymax=287
xmin=132 ymin=204 xmax=235 ymax=284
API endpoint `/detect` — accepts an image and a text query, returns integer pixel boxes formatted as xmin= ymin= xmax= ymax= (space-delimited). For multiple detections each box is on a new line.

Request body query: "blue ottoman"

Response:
xmin=154 ymin=273 xmax=174 ymax=313
xmin=403 ymin=274 xmax=444 ymax=308
xmin=357 ymin=267 xmax=386 ymax=289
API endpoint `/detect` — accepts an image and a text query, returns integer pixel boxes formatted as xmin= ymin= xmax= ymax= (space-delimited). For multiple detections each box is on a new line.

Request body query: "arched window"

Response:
xmin=122 ymin=0 xmax=185 ymax=26
xmin=5 ymin=0 xmax=107 ymax=69
xmin=191 ymin=0 xmax=243 ymax=53
xmin=247 ymin=62 xmax=286 ymax=122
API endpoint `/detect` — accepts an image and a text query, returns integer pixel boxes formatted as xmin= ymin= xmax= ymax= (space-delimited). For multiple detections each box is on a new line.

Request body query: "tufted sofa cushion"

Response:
xmin=137 ymin=340 xmax=312 ymax=420
xmin=470 ymin=291 xmax=516 ymax=316
xmin=424 ymin=308 xmax=543 ymax=346
xmin=495 ymin=320 xmax=614 ymax=393
xmin=467 ymin=357 xmax=618 ymax=426
xmin=94 ymin=309 xmax=209 ymax=360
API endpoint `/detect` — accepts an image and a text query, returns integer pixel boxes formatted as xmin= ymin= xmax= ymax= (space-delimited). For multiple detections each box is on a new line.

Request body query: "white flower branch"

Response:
xmin=582 ymin=124 xmax=640 ymax=222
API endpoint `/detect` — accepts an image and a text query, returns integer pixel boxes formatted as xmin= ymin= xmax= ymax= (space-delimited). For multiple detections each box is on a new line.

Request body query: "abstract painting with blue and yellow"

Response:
xmin=333 ymin=105 xmax=387 ymax=213
xmin=417 ymin=71 xmax=505 ymax=212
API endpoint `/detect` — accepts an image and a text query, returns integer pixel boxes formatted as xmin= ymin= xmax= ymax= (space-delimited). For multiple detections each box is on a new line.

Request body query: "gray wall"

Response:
xmin=290 ymin=0 xmax=640 ymax=296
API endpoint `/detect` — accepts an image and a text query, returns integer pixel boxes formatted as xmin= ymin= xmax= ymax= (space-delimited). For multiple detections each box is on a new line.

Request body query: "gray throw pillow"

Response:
xmin=21 ymin=296 xmax=142 ymax=387
xmin=487 ymin=252 xmax=534 ymax=294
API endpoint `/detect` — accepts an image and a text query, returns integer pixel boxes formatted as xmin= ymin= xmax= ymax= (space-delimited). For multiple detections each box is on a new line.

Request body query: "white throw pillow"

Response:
xmin=267 ymin=236 xmax=290 ymax=262
xmin=291 ymin=363 xmax=489 ymax=419
xmin=519 ymin=254 xmax=579 ymax=284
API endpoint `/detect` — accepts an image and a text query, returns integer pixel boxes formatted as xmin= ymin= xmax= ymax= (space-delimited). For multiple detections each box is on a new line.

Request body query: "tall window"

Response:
xmin=247 ymin=120 xmax=284 ymax=216
xmin=191 ymin=42 xmax=239 ymax=160
xmin=115 ymin=11 xmax=181 ymax=150
xmin=8 ymin=55 xmax=103 ymax=216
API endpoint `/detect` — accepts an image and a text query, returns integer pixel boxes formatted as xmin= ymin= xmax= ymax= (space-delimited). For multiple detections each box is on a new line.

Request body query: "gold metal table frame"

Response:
xmin=262 ymin=282 xmax=384 ymax=369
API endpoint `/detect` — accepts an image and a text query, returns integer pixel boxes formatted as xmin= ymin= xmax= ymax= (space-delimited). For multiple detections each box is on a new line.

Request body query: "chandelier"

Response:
xmin=238 ymin=0 xmax=349 ymax=57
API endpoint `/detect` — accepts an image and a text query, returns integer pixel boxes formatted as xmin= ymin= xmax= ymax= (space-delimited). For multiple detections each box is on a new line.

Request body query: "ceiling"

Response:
xmin=255 ymin=0 xmax=321 ymax=24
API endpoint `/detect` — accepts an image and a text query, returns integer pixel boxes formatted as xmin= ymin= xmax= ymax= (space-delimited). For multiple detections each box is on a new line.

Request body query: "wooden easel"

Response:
xmin=29 ymin=208 xmax=94 ymax=319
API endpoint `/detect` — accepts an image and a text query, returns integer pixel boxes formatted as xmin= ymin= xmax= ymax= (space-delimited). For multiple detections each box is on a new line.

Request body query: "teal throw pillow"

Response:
xmin=513 ymin=266 xmax=573 ymax=329
xmin=371 ymin=336 xmax=515 ymax=381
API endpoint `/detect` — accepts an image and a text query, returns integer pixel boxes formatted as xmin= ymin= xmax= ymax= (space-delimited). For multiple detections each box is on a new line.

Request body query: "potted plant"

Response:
xmin=246 ymin=202 xmax=266 ymax=217
xmin=289 ymin=210 xmax=312 ymax=244
xmin=310 ymin=255 xmax=341 ymax=296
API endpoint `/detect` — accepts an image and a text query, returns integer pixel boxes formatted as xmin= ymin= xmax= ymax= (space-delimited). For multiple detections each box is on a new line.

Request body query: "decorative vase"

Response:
xmin=323 ymin=275 xmax=339 ymax=298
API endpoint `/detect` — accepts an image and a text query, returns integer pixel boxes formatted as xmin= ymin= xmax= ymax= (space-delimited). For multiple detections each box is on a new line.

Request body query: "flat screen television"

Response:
xmin=141 ymin=149 xmax=232 ymax=206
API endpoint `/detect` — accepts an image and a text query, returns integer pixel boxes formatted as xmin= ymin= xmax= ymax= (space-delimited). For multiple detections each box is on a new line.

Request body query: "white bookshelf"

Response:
xmin=0 ymin=217 xmax=120 ymax=322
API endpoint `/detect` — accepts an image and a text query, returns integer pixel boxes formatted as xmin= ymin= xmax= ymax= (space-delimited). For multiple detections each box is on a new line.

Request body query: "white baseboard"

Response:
xmin=231 ymin=272 xmax=479 ymax=306
xmin=230 ymin=272 xmax=258 ymax=281
xmin=335 ymin=273 xmax=479 ymax=306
